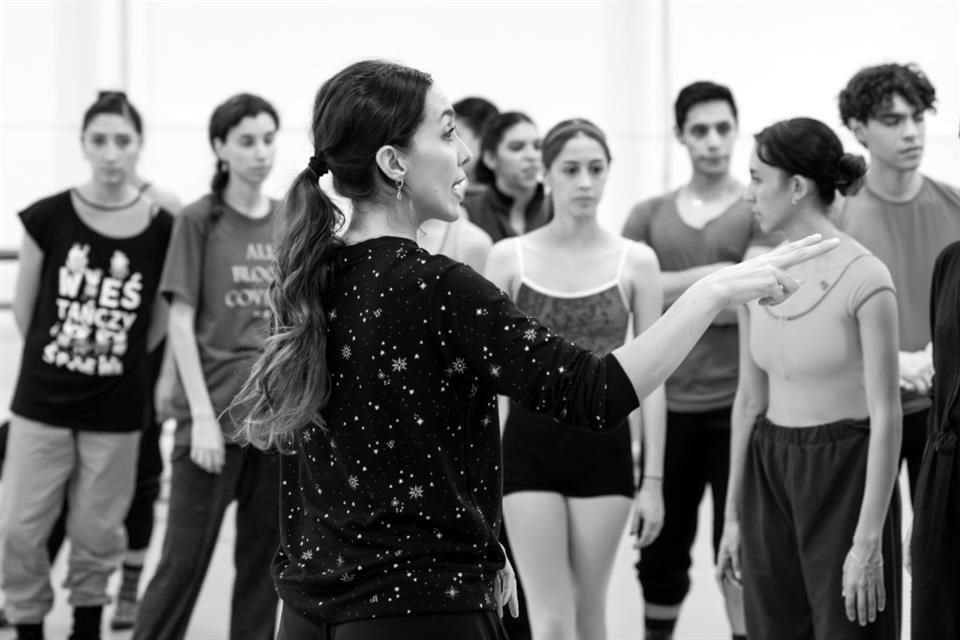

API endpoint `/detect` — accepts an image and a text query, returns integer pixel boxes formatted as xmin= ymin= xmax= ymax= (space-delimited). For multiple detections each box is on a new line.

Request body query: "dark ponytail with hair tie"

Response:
xmin=307 ymin=155 xmax=329 ymax=177
xmin=231 ymin=60 xmax=433 ymax=451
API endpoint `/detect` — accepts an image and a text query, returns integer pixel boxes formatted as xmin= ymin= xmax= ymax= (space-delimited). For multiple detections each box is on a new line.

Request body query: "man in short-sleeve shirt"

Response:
xmin=837 ymin=62 xmax=960 ymax=502
xmin=623 ymin=82 xmax=765 ymax=640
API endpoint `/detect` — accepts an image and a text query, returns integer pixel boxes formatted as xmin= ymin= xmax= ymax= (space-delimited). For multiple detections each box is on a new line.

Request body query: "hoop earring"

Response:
xmin=396 ymin=178 xmax=404 ymax=201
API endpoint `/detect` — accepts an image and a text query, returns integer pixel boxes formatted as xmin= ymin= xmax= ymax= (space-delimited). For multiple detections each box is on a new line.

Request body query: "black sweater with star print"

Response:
xmin=275 ymin=236 xmax=639 ymax=623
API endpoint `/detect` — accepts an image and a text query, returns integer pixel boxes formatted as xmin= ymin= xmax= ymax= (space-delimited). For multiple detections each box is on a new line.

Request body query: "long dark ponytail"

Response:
xmin=233 ymin=60 xmax=432 ymax=451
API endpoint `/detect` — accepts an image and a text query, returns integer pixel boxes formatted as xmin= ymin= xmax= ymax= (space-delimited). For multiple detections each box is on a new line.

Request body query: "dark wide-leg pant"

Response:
xmin=132 ymin=443 xmax=280 ymax=640
xmin=741 ymin=417 xmax=901 ymax=640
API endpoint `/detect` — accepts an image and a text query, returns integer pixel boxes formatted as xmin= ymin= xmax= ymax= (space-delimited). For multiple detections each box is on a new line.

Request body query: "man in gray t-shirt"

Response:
xmin=623 ymin=81 xmax=765 ymax=640
xmin=838 ymin=62 xmax=960 ymax=503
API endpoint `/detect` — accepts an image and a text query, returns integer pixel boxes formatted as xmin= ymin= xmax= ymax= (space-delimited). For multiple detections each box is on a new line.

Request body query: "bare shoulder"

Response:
xmin=623 ymin=239 xmax=660 ymax=276
xmin=486 ymin=236 xmax=517 ymax=262
xmin=459 ymin=218 xmax=493 ymax=251
xmin=483 ymin=237 xmax=522 ymax=289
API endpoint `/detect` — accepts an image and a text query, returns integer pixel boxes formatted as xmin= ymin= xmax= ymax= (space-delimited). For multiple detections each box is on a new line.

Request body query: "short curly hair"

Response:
xmin=838 ymin=63 xmax=937 ymax=127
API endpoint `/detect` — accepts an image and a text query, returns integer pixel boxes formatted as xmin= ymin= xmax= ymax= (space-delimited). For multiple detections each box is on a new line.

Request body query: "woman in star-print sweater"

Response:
xmin=231 ymin=60 xmax=839 ymax=640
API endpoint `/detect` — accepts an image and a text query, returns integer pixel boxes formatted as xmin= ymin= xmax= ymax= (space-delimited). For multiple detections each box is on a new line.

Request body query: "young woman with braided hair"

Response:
xmin=132 ymin=93 xmax=281 ymax=640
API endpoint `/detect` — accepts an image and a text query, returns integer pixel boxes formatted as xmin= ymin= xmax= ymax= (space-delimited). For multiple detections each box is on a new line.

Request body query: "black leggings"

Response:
xmin=276 ymin=609 xmax=508 ymax=640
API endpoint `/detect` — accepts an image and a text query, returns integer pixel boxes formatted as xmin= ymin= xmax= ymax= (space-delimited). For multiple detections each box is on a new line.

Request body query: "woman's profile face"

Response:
xmin=483 ymin=121 xmax=542 ymax=193
xmin=744 ymin=146 xmax=792 ymax=233
xmin=81 ymin=114 xmax=142 ymax=187
xmin=401 ymin=87 xmax=472 ymax=224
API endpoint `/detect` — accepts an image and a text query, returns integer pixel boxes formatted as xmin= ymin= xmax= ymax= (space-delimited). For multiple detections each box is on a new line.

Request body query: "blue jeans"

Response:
xmin=133 ymin=442 xmax=280 ymax=640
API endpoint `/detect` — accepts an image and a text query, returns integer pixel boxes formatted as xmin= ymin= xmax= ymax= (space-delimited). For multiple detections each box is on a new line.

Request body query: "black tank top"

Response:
xmin=12 ymin=191 xmax=173 ymax=431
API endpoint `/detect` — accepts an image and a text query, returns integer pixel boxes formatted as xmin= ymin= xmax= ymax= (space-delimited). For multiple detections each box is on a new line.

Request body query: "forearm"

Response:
xmin=724 ymin=399 xmax=763 ymax=522
xmin=640 ymin=386 xmax=666 ymax=479
xmin=613 ymin=280 xmax=721 ymax=402
xmin=168 ymin=314 xmax=215 ymax=420
xmin=854 ymin=409 xmax=902 ymax=547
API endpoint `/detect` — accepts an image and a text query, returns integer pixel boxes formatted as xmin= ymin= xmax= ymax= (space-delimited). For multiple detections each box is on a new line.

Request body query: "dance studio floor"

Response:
xmin=0 ymin=310 xmax=913 ymax=640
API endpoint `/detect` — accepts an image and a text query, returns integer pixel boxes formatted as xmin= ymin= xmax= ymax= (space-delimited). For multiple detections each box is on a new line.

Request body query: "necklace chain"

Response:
xmin=73 ymin=188 xmax=142 ymax=212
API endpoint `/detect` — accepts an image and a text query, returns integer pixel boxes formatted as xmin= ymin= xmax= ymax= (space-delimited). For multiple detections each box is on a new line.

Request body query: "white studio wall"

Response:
xmin=1 ymin=0 xmax=959 ymax=252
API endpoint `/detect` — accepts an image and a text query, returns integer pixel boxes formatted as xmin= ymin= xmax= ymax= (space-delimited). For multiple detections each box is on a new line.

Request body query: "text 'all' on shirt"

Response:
xmin=159 ymin=195 xmax=277 ymax=442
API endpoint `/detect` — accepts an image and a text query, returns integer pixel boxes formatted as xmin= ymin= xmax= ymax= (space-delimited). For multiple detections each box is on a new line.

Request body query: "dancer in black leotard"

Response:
xmin=488 ymin=118 xmax=666 ymax=640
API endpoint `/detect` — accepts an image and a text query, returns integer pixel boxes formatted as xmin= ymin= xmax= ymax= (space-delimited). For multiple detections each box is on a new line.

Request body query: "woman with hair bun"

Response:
xmin=717 ymin=117 xmax=902 ymax=639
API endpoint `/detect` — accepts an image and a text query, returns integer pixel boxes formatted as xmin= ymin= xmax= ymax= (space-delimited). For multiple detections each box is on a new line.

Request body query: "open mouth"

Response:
xmin=452 ymin=176 xmax=467 ymax=198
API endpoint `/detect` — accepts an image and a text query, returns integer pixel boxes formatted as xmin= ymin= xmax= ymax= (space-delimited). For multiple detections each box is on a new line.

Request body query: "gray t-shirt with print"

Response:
xmin=160 ymin=194 xmax=276 ymax=443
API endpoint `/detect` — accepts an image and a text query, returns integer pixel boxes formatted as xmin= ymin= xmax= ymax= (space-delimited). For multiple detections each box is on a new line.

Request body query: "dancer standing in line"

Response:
xmin=229 ymin=59 xmax=837 ymax=640
xmin=910 ymin=232 xmax=960 ymax=639
xmin=487 ymin=118 xmax=666 ymax=640
xmin=463 ymin=111 xmax=548 ymax=242
xmin=717 ymin=118 xmax=902 ymax=639
xmin=38 ymin=89 xmax=183 ymax=632
xmin=0 ymin=92 xmax=173 ymax=640
xmin=622 ymin=81 xmax=765 ymax=640
xmin=837 ymin=63 xmax=960 ymax=504
xmin=132 ymin=93 xmax=281 ymax=640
